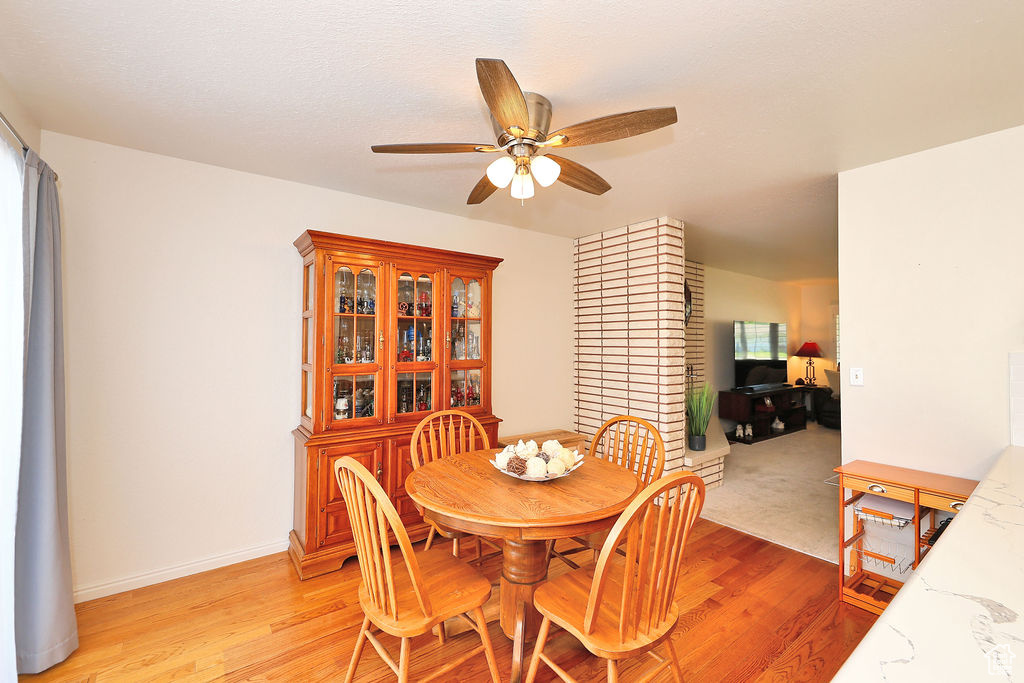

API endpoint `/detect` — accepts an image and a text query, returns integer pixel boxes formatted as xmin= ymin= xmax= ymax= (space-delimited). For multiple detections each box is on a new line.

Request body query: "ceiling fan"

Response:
xmin=371 ymin=58 xmax=678 ymax=204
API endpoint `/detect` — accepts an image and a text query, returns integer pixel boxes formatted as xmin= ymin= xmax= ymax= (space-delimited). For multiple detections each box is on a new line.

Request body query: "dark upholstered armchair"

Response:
xmin=813 ymin=387 xmax=841 ymax=429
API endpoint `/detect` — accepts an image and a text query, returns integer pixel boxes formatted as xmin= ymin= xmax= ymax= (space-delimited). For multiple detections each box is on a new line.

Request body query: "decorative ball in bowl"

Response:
xmin=490 ymin=439 xmax=584 ymax=481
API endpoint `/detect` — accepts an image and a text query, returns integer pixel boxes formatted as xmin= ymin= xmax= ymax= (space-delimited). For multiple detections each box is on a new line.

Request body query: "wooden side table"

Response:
xmin=835 ymin=460 xmax=977 ymax=614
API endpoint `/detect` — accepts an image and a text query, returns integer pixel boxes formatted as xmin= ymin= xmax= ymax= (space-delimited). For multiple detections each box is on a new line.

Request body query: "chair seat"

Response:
xmin=533 ymin=555 xmax=678 ymax=660
xmin=359 ymin=546 xmax=492 ymax=638
xmin=430 ymin=519 xmax=470 ymax=540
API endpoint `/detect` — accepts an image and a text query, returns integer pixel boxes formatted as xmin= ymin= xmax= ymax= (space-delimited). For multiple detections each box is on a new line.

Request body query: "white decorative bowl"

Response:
xmin=489 ymin=453 xmax=585 ymax=482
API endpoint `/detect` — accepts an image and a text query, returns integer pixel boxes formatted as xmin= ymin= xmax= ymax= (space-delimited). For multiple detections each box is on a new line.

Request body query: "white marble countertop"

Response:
xmin=835 ymin=446 xmax=1024 ymax=681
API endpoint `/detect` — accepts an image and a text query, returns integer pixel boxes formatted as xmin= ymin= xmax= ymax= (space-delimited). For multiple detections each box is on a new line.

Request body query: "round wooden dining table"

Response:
xmin=405 ymin=448 xmax=643 ymax=683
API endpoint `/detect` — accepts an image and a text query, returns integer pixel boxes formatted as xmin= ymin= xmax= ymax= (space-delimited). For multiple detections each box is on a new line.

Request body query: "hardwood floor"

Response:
xmin=21 ymin=520 xmax=876 ymax=682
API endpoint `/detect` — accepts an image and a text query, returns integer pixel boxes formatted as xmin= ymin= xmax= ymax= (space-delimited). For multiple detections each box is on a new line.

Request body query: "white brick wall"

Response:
xmin=684 ymin=260 xmax=705 ymax=387
xmin=573 ymin=218 xmax=687 ymax=473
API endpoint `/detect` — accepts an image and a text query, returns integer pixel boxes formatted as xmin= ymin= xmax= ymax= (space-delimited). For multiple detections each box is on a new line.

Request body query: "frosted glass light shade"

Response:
xmin=530 ymin=155 xmax=561 ymax=187
xmin=485 ymin=156 xmax=516 ymax=188
xmin=510 ymin=172 xmax=535 ymax=199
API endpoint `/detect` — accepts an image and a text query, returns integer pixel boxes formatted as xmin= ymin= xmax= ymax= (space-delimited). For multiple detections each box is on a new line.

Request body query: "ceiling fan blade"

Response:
xmin=545 ymin=155 xmax=611 ymax=195
xmin=371 ymin=143 xmax=492 ymax=154
xmin=546 ymin=107 xmax=677 ymax=148
xmin=467 ymin=175 xmax=498 ymax=204
xmin=475 ymin=58 xmax=529 ymax=135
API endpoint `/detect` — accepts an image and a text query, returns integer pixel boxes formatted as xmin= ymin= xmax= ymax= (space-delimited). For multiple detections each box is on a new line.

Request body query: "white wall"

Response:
xmin=0 ymin=73 xmax=39 ymax=150
xmin=703 ymin=266 xmax=801 ymax=391
xmin=40 ymin=131 xmax=574 ymax=600
xmin=797 ymin=280 xmax=840 ymax=378
xmin=839 ymin=124 xmax=1024 ymax=480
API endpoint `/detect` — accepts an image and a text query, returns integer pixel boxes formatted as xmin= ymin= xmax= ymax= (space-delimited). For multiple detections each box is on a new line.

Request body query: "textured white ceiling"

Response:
xmin=2 ymin=0 xmax=1023 ymax=279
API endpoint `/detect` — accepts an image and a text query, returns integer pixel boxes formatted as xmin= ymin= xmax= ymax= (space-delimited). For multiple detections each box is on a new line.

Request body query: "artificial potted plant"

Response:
xmin=686 ymin=382 xmax=716 ymax=451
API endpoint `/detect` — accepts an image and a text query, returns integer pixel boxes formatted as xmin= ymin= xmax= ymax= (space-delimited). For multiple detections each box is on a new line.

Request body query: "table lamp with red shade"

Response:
xmin=795 ymin=341 xmax=824 ymax=386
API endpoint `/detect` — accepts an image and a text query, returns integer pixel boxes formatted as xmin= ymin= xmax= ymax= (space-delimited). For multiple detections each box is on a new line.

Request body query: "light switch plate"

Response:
xmin=850 ymin=368 xmax=864 ymax=386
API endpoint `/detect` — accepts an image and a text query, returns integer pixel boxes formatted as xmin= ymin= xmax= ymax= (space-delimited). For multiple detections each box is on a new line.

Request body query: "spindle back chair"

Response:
xmin=411 ymin=409 xmax=490 ymax=466
xmin=589 ymin=415 xmax=665 ymax=487
xmin=550 ymin=415 xmax=666 ymax=569
xmin=410 ymin=410 xmax=497 ymax=563
xmin=335 ymin=456 xmax=500 ymax=682
xmin=527 ymin=471 xmax=706 ymax=682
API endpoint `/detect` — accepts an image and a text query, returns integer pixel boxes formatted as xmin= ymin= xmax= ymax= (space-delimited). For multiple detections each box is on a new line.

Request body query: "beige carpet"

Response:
xmin=700 ymin=422 xmax=840 ymax=563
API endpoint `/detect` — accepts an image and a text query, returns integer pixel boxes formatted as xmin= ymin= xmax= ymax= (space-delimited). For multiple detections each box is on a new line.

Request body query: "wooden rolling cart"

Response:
xmin=835 ymin=460 xmax=977 ymax=614
xmin=290 ymin=230 xmax=502 ymax=579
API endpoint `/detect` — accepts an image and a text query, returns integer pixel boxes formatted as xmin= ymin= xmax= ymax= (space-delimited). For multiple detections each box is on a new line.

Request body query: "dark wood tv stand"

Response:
xmin=719 ymin=386 xmax=807 ymax=444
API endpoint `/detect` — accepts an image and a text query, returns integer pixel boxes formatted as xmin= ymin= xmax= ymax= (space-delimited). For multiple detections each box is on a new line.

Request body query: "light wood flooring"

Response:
xmin=21 ymin=520 xmax=876 ymax=682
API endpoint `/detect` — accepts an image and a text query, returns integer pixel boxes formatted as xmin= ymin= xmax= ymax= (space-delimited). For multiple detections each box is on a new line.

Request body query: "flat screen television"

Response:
xmin=733 ymin=320 xmax=788 ymax=388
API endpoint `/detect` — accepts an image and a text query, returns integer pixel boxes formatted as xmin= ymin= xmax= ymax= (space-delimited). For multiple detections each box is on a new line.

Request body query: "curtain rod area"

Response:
xmin=0 ymin=109 xmax=58 ymax=180
xmin=0 ymin=109 xmax=30 ymax=152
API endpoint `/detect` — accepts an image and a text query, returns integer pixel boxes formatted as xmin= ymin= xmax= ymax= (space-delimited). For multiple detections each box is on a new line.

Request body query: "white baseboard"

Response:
xmin=73 ymin=539 xmax=290 ymax=603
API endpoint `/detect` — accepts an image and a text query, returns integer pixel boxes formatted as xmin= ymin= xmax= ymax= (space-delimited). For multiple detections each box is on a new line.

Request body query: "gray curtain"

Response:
xmin=15 ymin=150 xmax=77 ymax=673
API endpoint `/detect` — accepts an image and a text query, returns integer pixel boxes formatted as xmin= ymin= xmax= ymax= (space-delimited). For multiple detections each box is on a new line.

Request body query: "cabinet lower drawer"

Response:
xmin=920 ymin=491 xmax=966 ymax=513
xmin=844 ymin=476 xmax=915 ymax=503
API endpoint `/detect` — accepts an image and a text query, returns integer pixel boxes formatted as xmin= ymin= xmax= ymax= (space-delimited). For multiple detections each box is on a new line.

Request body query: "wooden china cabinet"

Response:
xmin=290 ymin=230 xmax=502 ymax=579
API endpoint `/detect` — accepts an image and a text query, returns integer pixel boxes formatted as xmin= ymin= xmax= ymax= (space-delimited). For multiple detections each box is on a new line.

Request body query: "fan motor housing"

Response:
xmin=491 ymin=92 xmax=552 ymax=151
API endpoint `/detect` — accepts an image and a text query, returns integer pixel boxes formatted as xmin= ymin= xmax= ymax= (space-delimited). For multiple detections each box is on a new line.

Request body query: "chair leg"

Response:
xmin=525 ymin=615 xmax=551 ymax=683
xmin=436 ymin=619 xmax=446 ymax=645
xmin=424 ymin=525 xmax=436 ymax=550
xmin=607 ymin=658 xmax=619 ymax=683
xmin=344 ymin=615 xmax=370 ymax=683
xmin=475 ymin=536 xmax=482 ymax=562
xmin=473 ymin=606 xmax=501 ymax=683
xmin=666 ymin=637 xmax=683 ymax=682
xmin=452 ymin=536 xmax=460 ymax=558
xmin=399 ymin=637 xmax=410 ymax=682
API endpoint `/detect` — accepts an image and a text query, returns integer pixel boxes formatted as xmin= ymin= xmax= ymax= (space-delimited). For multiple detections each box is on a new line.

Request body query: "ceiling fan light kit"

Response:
xmin=510 ymin=170 xmax=535 ymax=200
xmin=530 ymin=155 xmax=561 ymax=187
xmin=371 ymin=58 xmax=678 ymax=205
xmin=486 ymin=156 xmax=516 ymax=188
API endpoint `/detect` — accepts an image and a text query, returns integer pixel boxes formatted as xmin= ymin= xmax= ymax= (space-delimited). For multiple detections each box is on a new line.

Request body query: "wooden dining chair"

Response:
xmin=410 ymin=410 xmax=501 ymax=563
xmin=550 ymin=415 xmax=666 ymax=569
xmin=335 ymin=457 xmax=501 ymax=683
xmin=526 ymin=471 xmax=706 ymax=683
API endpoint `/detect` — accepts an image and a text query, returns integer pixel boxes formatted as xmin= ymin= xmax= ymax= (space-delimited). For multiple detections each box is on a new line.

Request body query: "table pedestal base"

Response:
xmin=499 ymin=538 xmax=548 ymax=683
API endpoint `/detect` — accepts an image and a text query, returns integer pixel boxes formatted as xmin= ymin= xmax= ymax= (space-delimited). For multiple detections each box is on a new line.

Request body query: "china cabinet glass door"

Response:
xmin=327 ymin=257 xmax=383 ymax=427
xmin=392 ymin=267 xmax=437 ymax=419
xmin=300 ymin=258 xmax=315 ymax=429
xmin=448 ymin=273 xmax=486 ymax=411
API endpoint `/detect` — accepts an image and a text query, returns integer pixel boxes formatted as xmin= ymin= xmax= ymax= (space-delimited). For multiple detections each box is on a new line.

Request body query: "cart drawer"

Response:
xmin=920 ymin=491 xmax=966 ymax=513
xmin=843 ymin=476 xmax=915 ymax=503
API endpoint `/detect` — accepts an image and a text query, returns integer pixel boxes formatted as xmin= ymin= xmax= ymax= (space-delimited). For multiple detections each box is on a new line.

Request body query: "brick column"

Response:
xmin=573 ymin=218 xmax=686 ymax=473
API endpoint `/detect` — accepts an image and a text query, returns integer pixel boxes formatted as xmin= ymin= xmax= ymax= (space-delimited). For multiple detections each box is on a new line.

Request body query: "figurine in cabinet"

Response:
xmin=416 ymin=334 xmax=430 ymax=361
xmin=466 ymin=289 xmax=481 ymax=318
